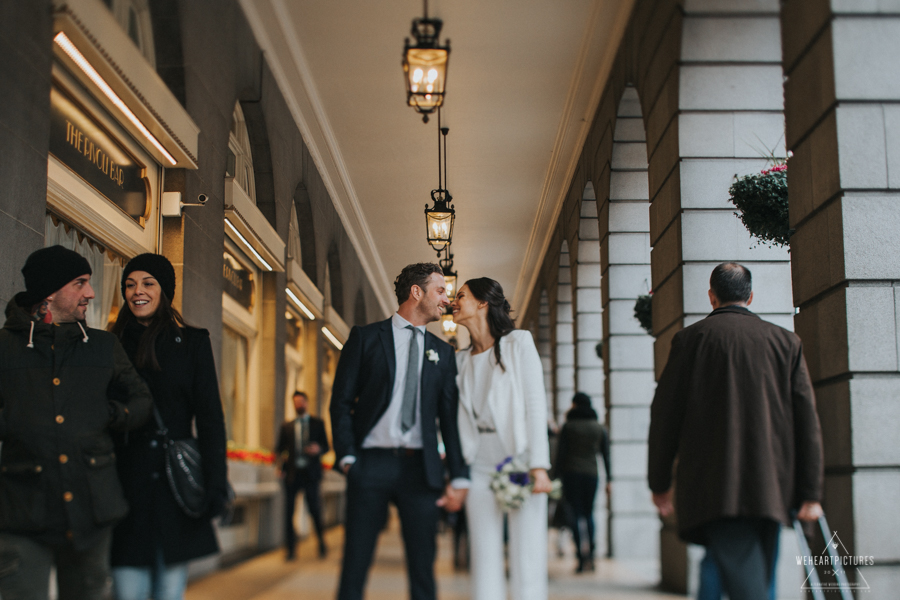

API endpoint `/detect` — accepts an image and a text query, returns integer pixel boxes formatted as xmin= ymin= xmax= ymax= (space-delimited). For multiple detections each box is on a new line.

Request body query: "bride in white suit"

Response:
xmin=450 ymin=277 xmax=552 ymax=600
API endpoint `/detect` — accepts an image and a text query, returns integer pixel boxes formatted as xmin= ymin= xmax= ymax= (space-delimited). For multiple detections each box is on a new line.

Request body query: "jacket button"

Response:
xmin=55 ymin=415 xmax=64 ymax=424
xmin=150 ymin=440 xmax=158 ymax=448
xmin=63 ymin=491 xmax=73 ymax=502
xmin=59 ymin=455 xmax=68 ymax=464
xmin=35 ymin=466 xmax=42 ymax=473
xmin=53 ymin=377 xmax=61 ymax=386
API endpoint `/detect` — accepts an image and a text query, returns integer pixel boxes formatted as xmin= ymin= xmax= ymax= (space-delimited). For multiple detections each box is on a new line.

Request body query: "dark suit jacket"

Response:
xmin=329 ymin=318 xmax=468 ymax=490
xmin=647 ymin=306 xmax=824 ymax=544
xmin=276 ymin=415 xmax=329 ymax=484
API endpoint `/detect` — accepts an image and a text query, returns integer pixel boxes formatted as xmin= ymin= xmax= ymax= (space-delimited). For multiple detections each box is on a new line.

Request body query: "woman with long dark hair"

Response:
xmin=555 ymin=392 xmax=611 ymax=573
xmin=450 ymin=277 xmax=552 ymax=600
xmin=108 ymin=254 xmax=228 ymax=600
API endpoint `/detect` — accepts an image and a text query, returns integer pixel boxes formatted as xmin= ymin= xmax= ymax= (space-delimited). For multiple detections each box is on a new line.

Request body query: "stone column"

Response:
xmin=555 ymin=243 xmax=576 ymax=423
xmin=782 ymin=0 xmax=900 ymax=590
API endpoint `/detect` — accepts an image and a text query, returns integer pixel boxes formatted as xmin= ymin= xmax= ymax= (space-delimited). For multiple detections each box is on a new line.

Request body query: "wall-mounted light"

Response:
xmin=286 ymin=287 xmax=315 ymax=320
xmin=225 ymin=218 xmax=273 ymax=271
xmin=53 ymin=32 xmax=177 ymax=166
xmin=425 ymin=115 xmax=455 ymax=253
xmin=322 ymin=326 xmax=344 ymax=350
xmin=402 ymin=0 xmax=449 ymax=123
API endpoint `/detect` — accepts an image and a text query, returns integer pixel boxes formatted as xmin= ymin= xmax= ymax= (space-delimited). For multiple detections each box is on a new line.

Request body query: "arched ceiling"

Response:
xmin=239 ymin=0 xmax=634 ymax=317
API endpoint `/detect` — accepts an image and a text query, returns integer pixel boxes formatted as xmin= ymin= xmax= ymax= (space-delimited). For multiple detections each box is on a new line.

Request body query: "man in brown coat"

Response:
xmin=648 ymin=262 xmax=824 ymax=600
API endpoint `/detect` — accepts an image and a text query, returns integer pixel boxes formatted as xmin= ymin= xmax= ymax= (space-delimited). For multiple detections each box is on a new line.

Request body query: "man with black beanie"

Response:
xmin=0 ymin=245 xmax=153 ymax=600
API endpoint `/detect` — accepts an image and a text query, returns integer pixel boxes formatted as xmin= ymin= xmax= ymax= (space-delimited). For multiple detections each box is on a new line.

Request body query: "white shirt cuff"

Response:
xmin=339 ymin=456 xmax=357 ymax=469
xmin=450 ymin=477 xmax=470 ymax=490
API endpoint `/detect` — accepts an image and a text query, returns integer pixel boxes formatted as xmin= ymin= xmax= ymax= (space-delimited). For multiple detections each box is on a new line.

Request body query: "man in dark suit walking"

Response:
xmin=648 ymin=262 xmax=825 ymax=600
xmin=330 ymin=263 xmax=469 ymax=600
xmin=277 ymin=390 xmax=330 ymax=560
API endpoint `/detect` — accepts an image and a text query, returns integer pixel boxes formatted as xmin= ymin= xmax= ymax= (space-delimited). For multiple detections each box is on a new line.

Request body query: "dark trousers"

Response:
xmin=562 ymin=472 xmax=599 ymax=562
xmin=703 ymin=517 xmax=780 ymax=600
xmin=0 ymin=528 xmax=112 ymax=600
xmin=337 ymin=449 xmax=441 ymax=600
xmin=284 ymin=472 xmax=326 ymax=555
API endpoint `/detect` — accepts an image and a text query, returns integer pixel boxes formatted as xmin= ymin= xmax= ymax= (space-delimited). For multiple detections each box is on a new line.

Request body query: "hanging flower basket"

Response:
xmin=634 ymin=293 xmax=653 ymax=336
xmin=728 ymin=163 xmax=791 ymax=248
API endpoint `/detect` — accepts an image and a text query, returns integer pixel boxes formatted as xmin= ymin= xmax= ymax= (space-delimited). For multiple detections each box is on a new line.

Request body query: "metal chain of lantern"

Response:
xmin=424 ymin=110 xmax=455 ymax=253
xmin=402 ymin=0 xmax=450 ymax=123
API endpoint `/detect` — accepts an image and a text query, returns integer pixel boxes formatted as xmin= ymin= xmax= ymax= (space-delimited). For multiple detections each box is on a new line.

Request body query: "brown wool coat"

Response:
xmin=648 ymin=306 xmax=824 ymax=544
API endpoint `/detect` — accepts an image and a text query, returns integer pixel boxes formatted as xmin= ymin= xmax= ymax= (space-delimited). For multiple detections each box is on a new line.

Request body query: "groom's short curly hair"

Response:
xmin=394 ymin=263 xmax=442 ymax=305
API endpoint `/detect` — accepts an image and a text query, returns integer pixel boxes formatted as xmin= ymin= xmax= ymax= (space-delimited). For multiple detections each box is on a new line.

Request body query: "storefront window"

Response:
xmin=227 ymin=103 xmax=256 ymax=204
xmin=221 ymin=326 xmax=249 ymax=445
xmin=44 ymin=215 xmax=124 ymax=330
xmin=284 ymin=311 xmax=307 ymax=421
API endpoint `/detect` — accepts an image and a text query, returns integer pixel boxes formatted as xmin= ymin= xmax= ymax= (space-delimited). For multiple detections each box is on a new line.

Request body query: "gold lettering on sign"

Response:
xmin=65 ymin=120 xmax=125 ymax=188
xmin=223 ymin=263 xmax=244 ymax=291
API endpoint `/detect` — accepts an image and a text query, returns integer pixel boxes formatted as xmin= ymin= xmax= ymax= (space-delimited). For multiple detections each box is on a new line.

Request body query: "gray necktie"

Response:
xmin=401 ymin=325 xmax=419 ymax=433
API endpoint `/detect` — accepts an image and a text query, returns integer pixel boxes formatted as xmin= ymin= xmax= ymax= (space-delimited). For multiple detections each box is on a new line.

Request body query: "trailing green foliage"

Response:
xmin=728 ymin=165 xmax=791 ymax=248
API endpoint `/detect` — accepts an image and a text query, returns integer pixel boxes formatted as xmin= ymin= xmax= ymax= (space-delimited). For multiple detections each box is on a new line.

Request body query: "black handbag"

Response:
xmin=152 ymin=405 xmax=207 ymax=518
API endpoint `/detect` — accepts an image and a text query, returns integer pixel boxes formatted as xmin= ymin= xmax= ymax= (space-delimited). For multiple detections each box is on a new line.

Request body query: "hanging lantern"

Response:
xmin=440 ymin=250 xmax=458 ymax=301
xmin=441 ymin=310 xmax=457 ymax=337
xmin=402 ymin=2 xmax=449 ymax=123
xmin=425 ymin=190 xmax=454 ymax=252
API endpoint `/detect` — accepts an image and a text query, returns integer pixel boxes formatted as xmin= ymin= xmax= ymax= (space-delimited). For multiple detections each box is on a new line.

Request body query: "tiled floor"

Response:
xmin=185 ymin=517 xmax=685 ymax=600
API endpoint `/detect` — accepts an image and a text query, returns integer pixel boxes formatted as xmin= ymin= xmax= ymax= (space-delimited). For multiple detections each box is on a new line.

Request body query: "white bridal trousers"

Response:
xmin=465 ymin=432 xmax=548 ymax=600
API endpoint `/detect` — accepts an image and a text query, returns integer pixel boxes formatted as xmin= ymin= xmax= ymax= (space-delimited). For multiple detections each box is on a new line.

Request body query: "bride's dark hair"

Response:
xmin=465 ymin=277 xmax=515 ymax=371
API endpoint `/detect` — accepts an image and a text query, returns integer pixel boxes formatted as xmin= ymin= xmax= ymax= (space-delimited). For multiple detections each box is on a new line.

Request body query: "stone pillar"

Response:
xmin=601 ymin=86 xmax=657 ymax=559
xmin=575 ymin=186 xmax=608 ymax=554
xmin=782 ymin=1 xmax=900 ymax=590
xmin=555 ymin=243 xmax=576 ymax=423
xmin=537 ymin=291 xmax=553 ymax=408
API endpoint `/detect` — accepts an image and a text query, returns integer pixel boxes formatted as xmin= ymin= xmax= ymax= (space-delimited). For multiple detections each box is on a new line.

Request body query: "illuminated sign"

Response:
xmin=224 ymin=251 xmax=253 ymax=310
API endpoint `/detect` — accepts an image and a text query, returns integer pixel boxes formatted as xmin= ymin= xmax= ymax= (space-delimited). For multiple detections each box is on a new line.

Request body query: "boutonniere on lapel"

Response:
xmin=426 ymin=349 xmax=440 ymax=364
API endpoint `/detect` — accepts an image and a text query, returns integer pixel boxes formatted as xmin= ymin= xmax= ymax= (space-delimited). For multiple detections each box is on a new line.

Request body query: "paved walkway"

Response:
xmin=186 ymin=517 xmax=685 ymax=600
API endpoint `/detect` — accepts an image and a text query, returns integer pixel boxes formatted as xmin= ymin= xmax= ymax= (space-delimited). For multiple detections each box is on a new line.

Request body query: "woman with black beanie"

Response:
xmin=108 ymin=253 xmax=228 ymax=600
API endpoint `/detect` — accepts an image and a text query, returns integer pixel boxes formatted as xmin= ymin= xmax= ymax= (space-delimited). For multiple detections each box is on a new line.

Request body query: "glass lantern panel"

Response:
xmin=426 ymin=211 xmax=453 ymax=247
xmin=444 ymin=274 xmax=457 ymax=300
xmin=406 ymin=48 xmax=447 ymax=108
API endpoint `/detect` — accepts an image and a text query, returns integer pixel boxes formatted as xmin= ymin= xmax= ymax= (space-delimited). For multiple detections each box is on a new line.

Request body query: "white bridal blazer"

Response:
xmin=456 ymin=329 xmax=551 ymax=470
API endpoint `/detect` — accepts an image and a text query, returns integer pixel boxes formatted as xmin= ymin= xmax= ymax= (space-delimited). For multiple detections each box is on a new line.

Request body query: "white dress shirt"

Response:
xmin=361 ymin=312 xmax=425 ymax=449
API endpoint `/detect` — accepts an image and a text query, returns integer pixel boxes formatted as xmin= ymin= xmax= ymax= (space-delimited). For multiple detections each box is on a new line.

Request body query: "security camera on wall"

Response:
xmin=162 ymin=192 xmax=210 ymax=216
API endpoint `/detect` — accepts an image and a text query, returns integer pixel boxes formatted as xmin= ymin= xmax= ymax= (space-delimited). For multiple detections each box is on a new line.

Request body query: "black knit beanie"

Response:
xmin=121 ymin=253 xmax=176 ymax=301
xmin=21 ymin=245 xmax=93 ymax=306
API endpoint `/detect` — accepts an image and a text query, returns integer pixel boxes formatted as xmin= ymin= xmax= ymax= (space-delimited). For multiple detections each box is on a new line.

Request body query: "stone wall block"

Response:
xmin=850 ymin=377 xmax=900 ymax=465
xmin=577 ymin=313 xmax=604 ymax=339
xmin=788 ymin=111 xmax=841 ymax=227
xmin=683 ymin=261 xmax=793 ymax=314
xmin=580 ymin=199 xmax=599 ymax=218
xmin=638 ymin=8 xmax=682 ymax=120
xmin=578 ymin=217 xmax=600 ymax=241
xmin=833 ymin=19 xmax=900 ymax=100
xmin=610 ymin=406 xmax=652 ymax=442
xmin=681 ymin=210 xmax=789 ymax=262
xmin=790 ymin=198 xmax=844 ymax=305
xmin=609 ymin=232 xmax=652 ymax=265
xmin=556 ymin=343 xmax=575 ymax=367
xmin=681 ymin=158 xmax=769 ymax=209
xmin=577 ymin=341 xmax=603 ymax=368
xmin=610 ymin=479 xmax=655 ymax=513
xmin=577 ymin=367 xmax=605 ymax=396
xmin=576 ymin=287 xmax=602 ymax=311
xmin=650 ymin=217 xmax=682 ymax=287
xmin=558 ymin=283 xmax=573 ymax=303
xmin=733 ymin=112 xmax=787 ymax=158
xmin=684 ymin=0 xmax=779 ymax=13
xmin=608 ymin=335 xmax=656 ymax=370
xmin=681 ymin=16 xmax=781 ymax=62
xmin=609 ymin=300 xmax=648 ymax=335
xmin=780 ymin=0 xmax=832 ymax=72
xmin=559 ymin=267 xmax=572 ymax=284
xmin=611 ymin=516 xmax=660 ymax=559
xmin=609 ymin=202 xmax=650 ymax=232
xmin=644 ymin=70 xmax=679 ymax=160
xmin=814 ymin=379 xmax=852 ymax=469
xmin=846 ymin=286 xmax=898 ymax=372
xmin=822 ymin=473 xmax=855 ymax=556
xmin=654 ymin=318 xmax=683 ymax=380
xmin=783 ymin=26 xmax=836 ymax=148
xmin=793 ymin=288 xmax=849 ymax=383
xmin=610 ymin=441 xmax=648 ymax=477
xmin=648 ymin=122 xmax=680 ymax=203
xmin=649 ymin=167 xmax=681 ymax=245
xmin=836 ymin=105 xmax=888 ymax=189
xmin=679 ymin=66 xmax=784 ymax=111
xmin=842 ymin=195 xmax=900 ymax=280
xmin=556 ymin=323 xmax=574 ymax=344
xmin=558 ymin=302 xmax=574 ymax=324
xmin=577 ymin=262 xmax=602 ymax=287
xmin=852 ymin=470 xmax=900 ymax=560
xmin=608 ymin=370 xmax=657 ymax=406
xmin=610 ymin=171 xmax=651 ymax=200
xmin=612 ymin=142 xmax=650 ymax=170
xmin=885 ymin=105 xmax=900 ymax=189
xmin=614 ymin=117 xmax=647 ymax=142
xmin=678 ymin=113 xmax=734 ymax=158
xmin=617 ymin=87 xmax=643 ymax=118
xmin=607 ymin=264 xmax=653 ymax=300
xmin=651 ymin=267 xmax=684 ymax=337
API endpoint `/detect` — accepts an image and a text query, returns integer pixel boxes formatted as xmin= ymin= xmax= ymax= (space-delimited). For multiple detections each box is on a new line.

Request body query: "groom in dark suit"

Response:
xmin=330 ymin=263 xmax=469 ymax=600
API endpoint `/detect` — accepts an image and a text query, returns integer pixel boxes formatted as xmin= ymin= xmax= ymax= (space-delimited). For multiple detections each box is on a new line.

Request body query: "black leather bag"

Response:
xmin=152 ymin=406 xmax=207 ymax=518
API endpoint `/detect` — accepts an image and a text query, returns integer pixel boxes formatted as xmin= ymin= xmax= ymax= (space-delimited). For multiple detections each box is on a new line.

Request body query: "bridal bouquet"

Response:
xmin=490 ymin=456 xmax=562 ymax=512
